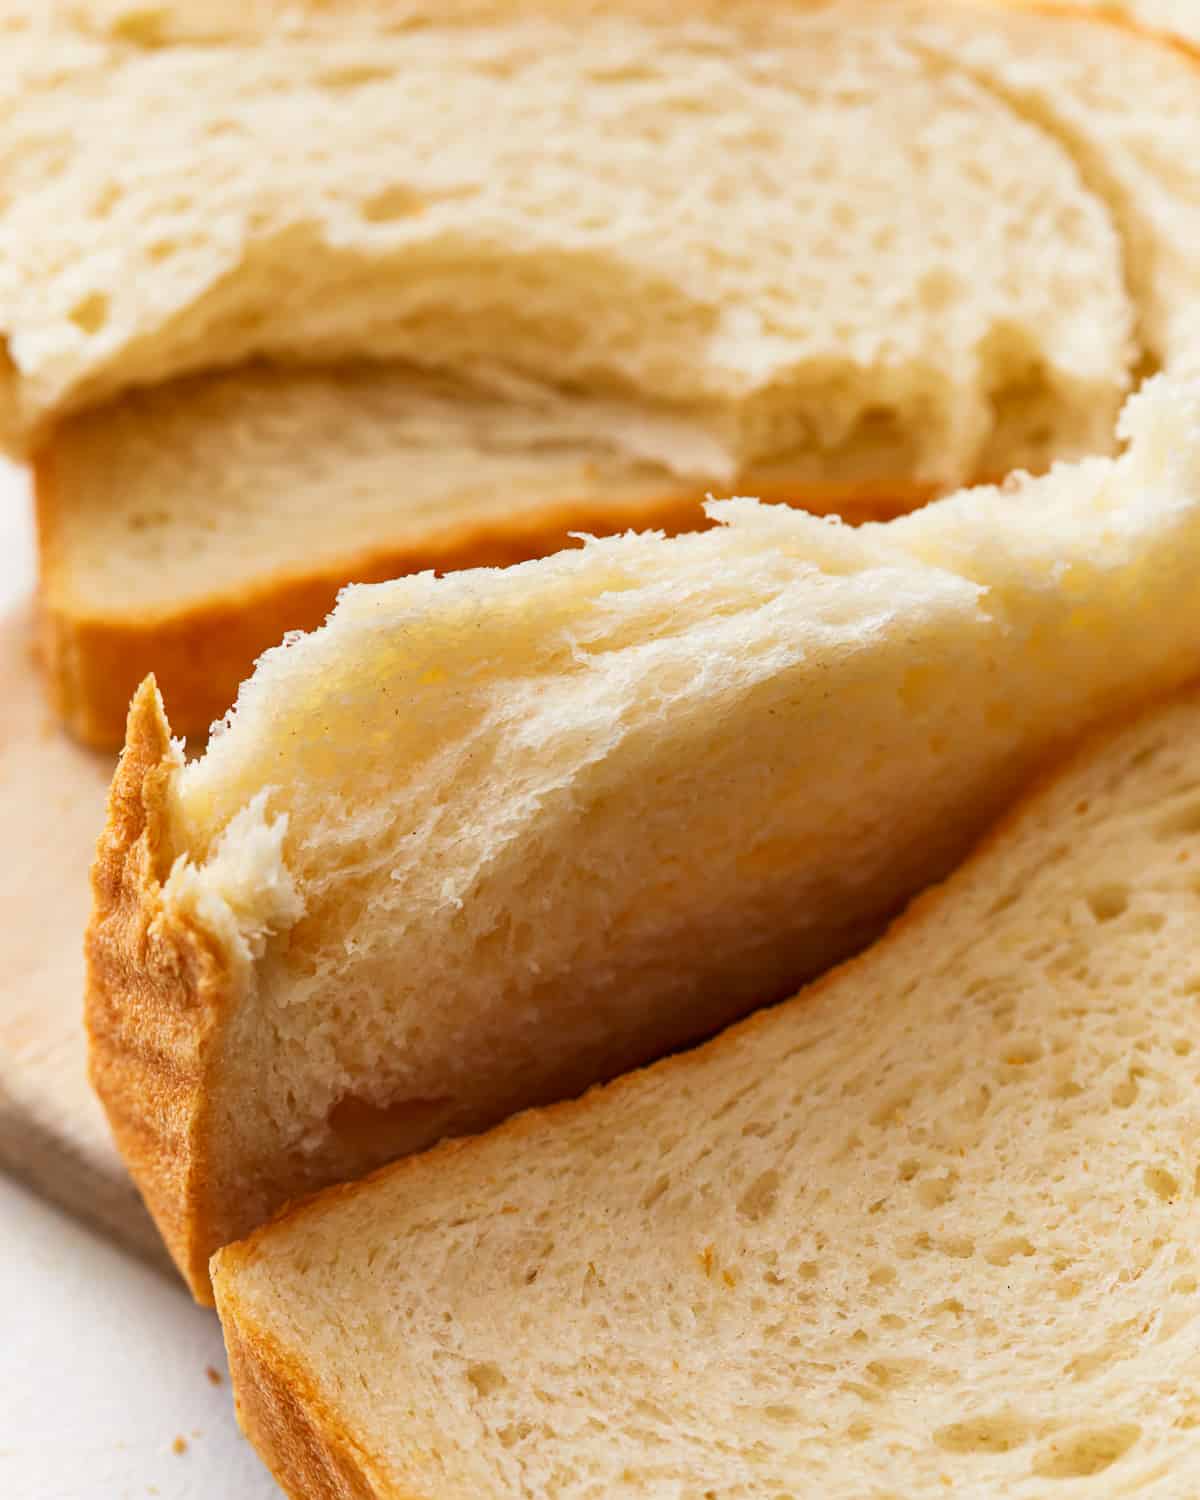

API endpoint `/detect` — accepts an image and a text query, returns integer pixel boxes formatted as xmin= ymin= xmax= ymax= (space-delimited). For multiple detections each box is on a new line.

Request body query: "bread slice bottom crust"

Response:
xmin=221 ymin=1307 xmax=391 ymax=1500
xmin=84 ymin=680 xmax=235 ymax=1298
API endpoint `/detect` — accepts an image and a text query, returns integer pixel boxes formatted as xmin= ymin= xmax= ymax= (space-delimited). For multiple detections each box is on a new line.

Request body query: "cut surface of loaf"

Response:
xmin=213 ymin=684 xmax=1200 ymax=1500
xmin=86 ymin=379 xmax=1200 ymax=1302
xmin=908 ymin=2 xmax=1200 ymax=385
xmin=35 ymin=364 xmax=918 ymax=748
xmin=0 ymin=0 xmax=1145 ymax=475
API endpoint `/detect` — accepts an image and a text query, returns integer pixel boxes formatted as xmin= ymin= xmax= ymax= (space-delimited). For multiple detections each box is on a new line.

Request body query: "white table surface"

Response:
xmin=0 ymin=466 xmax=281 ymax=1499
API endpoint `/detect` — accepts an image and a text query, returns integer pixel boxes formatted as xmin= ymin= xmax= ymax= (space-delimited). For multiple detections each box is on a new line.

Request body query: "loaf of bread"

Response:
xmin=87 ymin=378 xmax=1200 ymax=1302
xmin=23 ymin=0 xmax=1200 ymax=746
xmin=212 ymin=680 xmax=1200 ymax=1500
xmin=35 ymin=365 xmax=913 ymax=748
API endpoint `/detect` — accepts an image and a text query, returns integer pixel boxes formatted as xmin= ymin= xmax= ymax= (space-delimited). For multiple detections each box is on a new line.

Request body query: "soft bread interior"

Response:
xmin=141 ymin=379 xmax=1200 ymax=1257
xmin=32 ymin=0 xmax=1200 ymax=656
xmin=35 ymin=0 xmax=1200 ymax=760
xmin=214 ymin=683 xmax=1200 ymax=1499
xmin=38 ymin=365 xmax=915 ymax=618
xmin=0 ymin=0 xmax=1140 ymax=478
xmin=1058 ymin=0 xmax=1200 ymax=45
xmin=910 ymin=2 xmax=1200 ymax=385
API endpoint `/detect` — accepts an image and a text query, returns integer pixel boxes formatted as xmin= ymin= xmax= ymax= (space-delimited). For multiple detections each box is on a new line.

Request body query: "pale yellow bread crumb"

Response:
xmin=0 ymin=0 xmax=1156 ymax=472
xmin=214 ymin=680 xmax=1200 ymax=1499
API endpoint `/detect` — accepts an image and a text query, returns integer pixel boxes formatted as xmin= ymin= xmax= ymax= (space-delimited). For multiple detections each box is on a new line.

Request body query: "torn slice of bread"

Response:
xmin=212 ymin=681 xmax=1200 ymax=1500
xmin=34 ymin=364 xmax=920 ymax=750
xmin=87 ymin=378 xmax=1200 ymax=1302
xmin=0 ymin=0 xmax=1139 ymax=474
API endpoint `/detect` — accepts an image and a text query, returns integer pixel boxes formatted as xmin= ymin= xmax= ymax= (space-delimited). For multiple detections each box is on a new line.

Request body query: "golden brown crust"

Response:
xmin=82 ymin=677 xmax=235 ymax=1302
xmin=35 ymin=440 xmax=924 ymax=749
xmin=217 ymin=1293 xmax=401 ymax=1500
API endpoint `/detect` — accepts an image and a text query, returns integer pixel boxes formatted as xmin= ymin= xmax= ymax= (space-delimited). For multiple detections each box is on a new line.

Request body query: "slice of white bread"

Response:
xmin=212 ymin=681 xmax=1200 ymax=1500
xmin=0 ymin=0 xmax=1144 ymax=471
xmin=35 ymin=365 xmax=915 ymax=749
xmin=87 ymin=378 xmax=1200 ymax=1303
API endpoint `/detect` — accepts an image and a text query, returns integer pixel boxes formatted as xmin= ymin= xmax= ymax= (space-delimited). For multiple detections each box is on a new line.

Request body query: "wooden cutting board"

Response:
xmin=0 ymin=597 xmax=171 ymax=1270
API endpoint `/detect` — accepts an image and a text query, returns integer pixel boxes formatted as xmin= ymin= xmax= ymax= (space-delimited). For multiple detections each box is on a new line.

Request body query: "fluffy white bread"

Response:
xmin=213 ymin=682 xmax=1200 ymax=1500
xmin=87 ymin=378 xmax=1200 ymax=1302
xmin=36 ymin=365 xmax=914 ymax=749
xmin=0 ymin=0 xmax=1141 ymax=472
xmin=907 ymin=3 xmax=1200 ymax=388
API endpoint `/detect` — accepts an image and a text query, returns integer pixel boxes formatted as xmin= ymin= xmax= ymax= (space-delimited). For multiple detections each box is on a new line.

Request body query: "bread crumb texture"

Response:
xmin=86 ymin=378 xmax=1200 ymax=1295
xmin=214 ymin=680 xmax=1200 ymax=1498
xmin=30 ymin=0 xmax=1200 ymax=756
xmin=8 ymin=0 xmax=1200 ymax=485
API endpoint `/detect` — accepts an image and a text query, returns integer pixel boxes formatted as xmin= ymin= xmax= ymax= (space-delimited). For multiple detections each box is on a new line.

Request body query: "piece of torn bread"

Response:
xmin=87 ymin=378 xmax=1200 ymax=1302
xmin=0 ymin=0 xmax=1154 ymax=469
xmin=34 ymin=365 xmax=915 ymax=749
xmin=212 ymin=681 xmax=1200 ymax=1500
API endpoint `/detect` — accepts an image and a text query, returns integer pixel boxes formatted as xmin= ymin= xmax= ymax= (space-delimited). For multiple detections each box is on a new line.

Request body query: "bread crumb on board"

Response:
xmin=205 ymin=1365 xmax=223 ymax=1386
xmin=172 ymin=1436 xmax=188 ymax=1456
